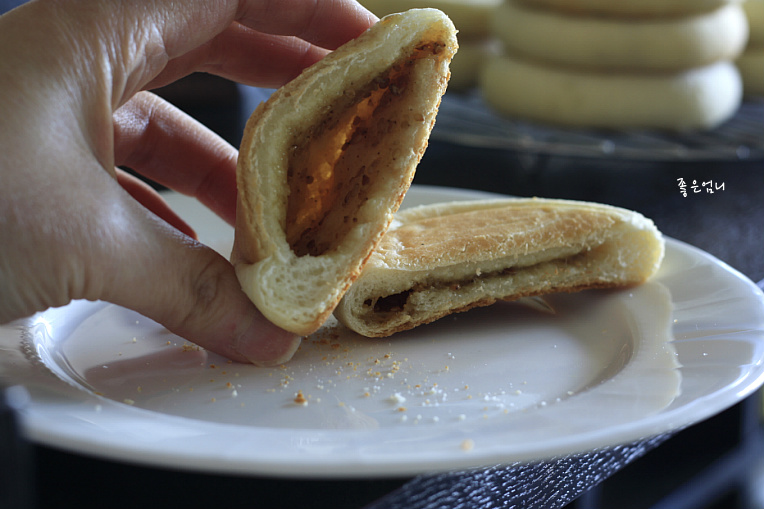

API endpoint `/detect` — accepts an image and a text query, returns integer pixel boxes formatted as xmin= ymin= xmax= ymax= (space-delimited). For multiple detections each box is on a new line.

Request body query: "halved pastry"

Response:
xmin=334 ymin=198 xmax=665 ymax=337
xmin=231 ymin=9 xmax=457 ymax=335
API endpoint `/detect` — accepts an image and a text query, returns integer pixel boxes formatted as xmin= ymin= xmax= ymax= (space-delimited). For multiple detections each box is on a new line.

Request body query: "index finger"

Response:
xmin=157 ymin=0 xmax=377 ymax=61
xmin=235 ymin=0 xmax=378 ymax=50
xmin=119 ymin=0 xmax=376 ymax=108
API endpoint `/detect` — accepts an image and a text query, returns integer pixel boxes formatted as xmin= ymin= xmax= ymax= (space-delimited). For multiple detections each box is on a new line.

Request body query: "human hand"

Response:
xmin=0 ymin=0 xmax=377 ymax=365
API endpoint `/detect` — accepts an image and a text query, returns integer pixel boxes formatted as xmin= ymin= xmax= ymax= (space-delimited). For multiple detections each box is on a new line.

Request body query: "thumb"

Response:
xmin=103 ymin=196 xmax=301 ymax=367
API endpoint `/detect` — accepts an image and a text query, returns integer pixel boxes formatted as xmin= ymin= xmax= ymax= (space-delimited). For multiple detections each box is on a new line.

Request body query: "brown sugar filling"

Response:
xmin=285 ymin=42 xmax=444 ymax=257
xmin=364 ymin=249 xmax=593 ymax=315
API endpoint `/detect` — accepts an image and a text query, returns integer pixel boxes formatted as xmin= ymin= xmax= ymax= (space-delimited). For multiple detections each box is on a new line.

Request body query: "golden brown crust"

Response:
xmin=334 ymin=198 xmax=665 ymax=337
xmin=232 ymin=9 xmax=457 ymax=335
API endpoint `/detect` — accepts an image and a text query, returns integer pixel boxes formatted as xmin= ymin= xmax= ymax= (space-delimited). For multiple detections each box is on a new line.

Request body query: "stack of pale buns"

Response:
xmin=737 ymin=0 xmax=764 ymax=95
xmin=358 ymin=0 xmax=502 ymax=90
xmin=481 ymin=0 xmax=750 ymax=130
xmin=359 ymin=0 xmax=752 ymax=130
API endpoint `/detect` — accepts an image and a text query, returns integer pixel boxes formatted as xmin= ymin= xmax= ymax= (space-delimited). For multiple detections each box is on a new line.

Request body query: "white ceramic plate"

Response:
xmin=2 ymin=186 xmax=763 ymax=478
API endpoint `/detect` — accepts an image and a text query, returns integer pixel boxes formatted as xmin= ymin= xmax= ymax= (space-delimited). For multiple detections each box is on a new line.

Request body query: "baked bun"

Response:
xmin=480 ymin=54 xmax=742 ymax=130
xmin=492 ymin=1 xmax=748 ymax=72
xmin=334 ymin=198 xmax=665 ymax=337
xmin=232 ymin=9 xmax=457 ymax=335
xmin=481 ymin=0 xmax=747 ymax=129
xmin=515 ymin=0 xmax=741 ymax=17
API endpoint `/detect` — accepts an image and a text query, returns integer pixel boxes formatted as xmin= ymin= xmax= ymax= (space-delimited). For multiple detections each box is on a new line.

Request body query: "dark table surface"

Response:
xmin=2 ymin=83 xmax=763 ymax=509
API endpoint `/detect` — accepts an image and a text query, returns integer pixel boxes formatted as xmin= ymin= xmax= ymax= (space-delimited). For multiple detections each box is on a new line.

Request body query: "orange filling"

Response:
xmin=285 ymin=43 xmax=444 ymax=257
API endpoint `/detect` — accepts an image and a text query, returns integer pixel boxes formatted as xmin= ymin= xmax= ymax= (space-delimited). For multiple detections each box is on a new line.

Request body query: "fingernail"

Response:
xmin=234 ymin=312 xmax=302 ymax=367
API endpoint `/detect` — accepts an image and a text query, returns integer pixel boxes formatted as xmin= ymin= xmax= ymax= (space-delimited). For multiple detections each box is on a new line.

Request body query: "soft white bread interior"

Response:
xmin=334 ymin=198 xmax=665 ymax=337
xmin=231 ymin=9 xmax=457 ymax=336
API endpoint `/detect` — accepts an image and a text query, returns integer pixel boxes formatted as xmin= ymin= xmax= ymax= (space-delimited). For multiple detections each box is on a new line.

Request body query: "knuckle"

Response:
xmin=179 ymin=252 xmax=231 ymax=326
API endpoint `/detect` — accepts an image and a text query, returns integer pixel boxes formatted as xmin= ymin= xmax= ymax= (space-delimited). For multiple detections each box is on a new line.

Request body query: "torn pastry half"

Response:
xmin=334 ymin=198 xmax=665 ymax=337
xmin=231 ymin=9 xmax=458 ymax=336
